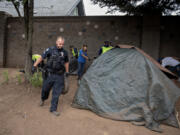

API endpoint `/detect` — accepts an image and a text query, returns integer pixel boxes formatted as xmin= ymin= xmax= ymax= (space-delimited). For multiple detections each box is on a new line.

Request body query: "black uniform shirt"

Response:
xmin=41 ymin=46 xmax=69 ymax=63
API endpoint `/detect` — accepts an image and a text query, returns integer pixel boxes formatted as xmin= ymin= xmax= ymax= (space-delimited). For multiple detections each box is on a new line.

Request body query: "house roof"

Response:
xmin=0 ymin=0 xmax=83 ymax=16
xmin=34 ymin=0 xmax=82 ymax=16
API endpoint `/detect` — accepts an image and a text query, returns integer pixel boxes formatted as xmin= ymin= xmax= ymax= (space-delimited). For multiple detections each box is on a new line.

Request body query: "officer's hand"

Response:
xmin=88 ymin=58 xmax=91 ymax=61
xmin=65 ymin=72 xmax=69 ymax=77
xmin=32 ymin=66 xmax=37 ymax=74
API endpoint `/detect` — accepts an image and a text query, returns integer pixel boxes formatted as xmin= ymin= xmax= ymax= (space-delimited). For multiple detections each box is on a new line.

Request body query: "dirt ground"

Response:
xmin=0 ymin=68 xmax=180 ymax=135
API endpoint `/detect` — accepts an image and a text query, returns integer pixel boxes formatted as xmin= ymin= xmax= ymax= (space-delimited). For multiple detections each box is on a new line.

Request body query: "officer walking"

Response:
xmin=32 ymin=36 xmax=69 ymax=116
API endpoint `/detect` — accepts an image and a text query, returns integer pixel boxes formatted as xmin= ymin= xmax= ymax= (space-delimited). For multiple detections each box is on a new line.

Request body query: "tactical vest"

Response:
xmin=102 ymin=46 xmax=113 ymax=54
xmin=46 ymin=48 xmax=65 ymax=73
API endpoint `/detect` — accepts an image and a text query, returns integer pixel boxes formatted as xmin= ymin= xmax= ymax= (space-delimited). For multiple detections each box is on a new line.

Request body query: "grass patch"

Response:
xmin=2 ymin=70 xmax=9 ymax=84
xmin=16 ymin=74 xmax=22 ymax=84
xmin=29 ymin=71 xmax=43 ymax=87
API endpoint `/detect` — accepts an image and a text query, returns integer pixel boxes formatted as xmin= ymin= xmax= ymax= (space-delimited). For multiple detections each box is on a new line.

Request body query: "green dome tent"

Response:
xmin=72 ymin=46 xmax=180 ymax=132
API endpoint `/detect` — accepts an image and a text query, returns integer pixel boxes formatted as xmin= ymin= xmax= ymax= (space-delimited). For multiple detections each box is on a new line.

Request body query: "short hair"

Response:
xmin=69 ymin=45 xmax=74 ymax=48
xmin=83 ymin=44 xmax=87 ymax=47
xmin=104 ymin=41 xmax=109 ymax=44
xmin=56 ymin=36 xmax=65 ymax=41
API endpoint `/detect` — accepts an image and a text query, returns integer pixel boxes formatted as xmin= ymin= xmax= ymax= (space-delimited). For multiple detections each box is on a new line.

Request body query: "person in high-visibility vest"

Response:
xmin=19 ymin=54 xmax=44 ymax=73
xmin=69 ymin=45 xmax=78 ymax=59
xmin=98 ymin=41 xmax=113 ymax=55
xmin=32 ymin=54 xmax=44 ymax=68
xmin=32 ymin=54 xmax=41 ymax=63
xmin=69 ymin=46 xmax=79 ymax=73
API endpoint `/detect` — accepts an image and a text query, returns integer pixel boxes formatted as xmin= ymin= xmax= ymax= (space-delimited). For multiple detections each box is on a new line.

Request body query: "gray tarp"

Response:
xmin=72 ymin=47 xmax=180 ymax=132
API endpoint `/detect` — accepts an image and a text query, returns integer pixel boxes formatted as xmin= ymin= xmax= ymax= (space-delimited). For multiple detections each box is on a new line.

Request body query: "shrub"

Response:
xmin=29 ymin=71 xmax=43 ymax=87
xmin=16 ymin=74 xmax=22 ymax=84
xmin=2 ymin=70 xmax=9 ymax=84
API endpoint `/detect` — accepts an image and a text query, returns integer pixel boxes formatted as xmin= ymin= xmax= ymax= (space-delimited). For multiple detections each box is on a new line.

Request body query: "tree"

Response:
xmin=24 ymin=0 xmax=34 ymax=81
xmin=6 ymin=0 xmax=22 ymax=17
xmin=0 ymin=0 xmax=34 ymax=80
xmin=91 ymin=0 xmax=180 ymax=15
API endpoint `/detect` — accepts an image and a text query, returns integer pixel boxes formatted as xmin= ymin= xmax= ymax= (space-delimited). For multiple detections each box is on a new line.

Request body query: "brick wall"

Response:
xmin=5 ymin=16 xmax=141 ymax=67
xmin=1 ymin=15 xmax=180 ymax=67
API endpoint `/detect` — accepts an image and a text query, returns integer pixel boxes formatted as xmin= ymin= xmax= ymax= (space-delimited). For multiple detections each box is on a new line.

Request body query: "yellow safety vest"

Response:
xmin=72 ymin=48 xmax=79 ymax=57
xmin=72 ymin=49 xmax=76 ymax=57
xmin=102 ymin=46 xmax=113 ymax=54
xmin=32 ymin=54 xmax=41 ymax=61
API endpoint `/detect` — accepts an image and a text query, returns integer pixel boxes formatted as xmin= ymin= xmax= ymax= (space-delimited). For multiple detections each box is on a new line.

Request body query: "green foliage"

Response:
xmin=2 ymin=70 xmax=9 ymax=84
xmin=16 ymin=74 xmax=22 ymax=84
xmin=91 ymin=0 xmax=180 ymax=15
xmin=0 ymin=0 xmax=29 ymax=17
xmin=29 ymin=71 xmax=43 ymax=87
xmin=1 ymin=0 xmax=21 ymax=7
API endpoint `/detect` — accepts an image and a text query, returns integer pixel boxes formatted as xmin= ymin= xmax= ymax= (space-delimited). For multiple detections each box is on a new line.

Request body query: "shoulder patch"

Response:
xmin=43 ymin=48 xmax=50 ymax=55
xmin=46 ymin=48 xmax=49 ymax=52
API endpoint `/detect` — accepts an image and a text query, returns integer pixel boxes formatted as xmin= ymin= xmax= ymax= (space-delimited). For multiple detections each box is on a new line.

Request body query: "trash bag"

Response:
xmin=72 ymin=47 xmax=180 ymax=132
xmin=61 ymin=76 xmax=69 ymax=95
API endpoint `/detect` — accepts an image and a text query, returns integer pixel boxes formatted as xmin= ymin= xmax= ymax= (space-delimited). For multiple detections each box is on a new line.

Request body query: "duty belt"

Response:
xmin=47 ymin=70 xmax=64 ymax=76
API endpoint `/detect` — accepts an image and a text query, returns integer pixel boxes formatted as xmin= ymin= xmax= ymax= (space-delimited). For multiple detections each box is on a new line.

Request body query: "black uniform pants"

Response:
xmin=41 ymin=73 xmax=64 ymax=112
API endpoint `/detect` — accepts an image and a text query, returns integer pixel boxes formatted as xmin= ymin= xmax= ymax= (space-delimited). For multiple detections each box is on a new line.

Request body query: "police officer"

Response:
xmin=98 ymin=41 xmax=113 ymax=55
xmin=32 ymin=36 xmax=69 ymax=116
